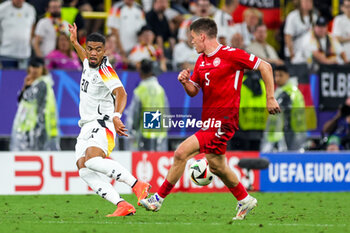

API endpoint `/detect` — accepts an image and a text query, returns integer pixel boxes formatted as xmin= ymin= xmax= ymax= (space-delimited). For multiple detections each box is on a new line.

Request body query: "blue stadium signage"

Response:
xmin=260 ymin=152 xmax=350 ymax=191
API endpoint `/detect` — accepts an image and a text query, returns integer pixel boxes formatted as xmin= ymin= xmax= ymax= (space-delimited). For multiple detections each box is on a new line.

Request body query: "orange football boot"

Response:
xmin=106 ymin=201 xmax=136 ymax=217
xmin=132 ymin=180 xmax=151 ymax=206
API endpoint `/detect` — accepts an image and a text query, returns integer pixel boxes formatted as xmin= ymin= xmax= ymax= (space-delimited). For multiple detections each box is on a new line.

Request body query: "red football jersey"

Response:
xmin=190 ymin=45 xmax=261 ymax=122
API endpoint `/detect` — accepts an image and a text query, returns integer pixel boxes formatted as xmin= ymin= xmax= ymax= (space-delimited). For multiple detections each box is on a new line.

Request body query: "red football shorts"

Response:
xmin=195 ymin=122 xmax=237 ymax=155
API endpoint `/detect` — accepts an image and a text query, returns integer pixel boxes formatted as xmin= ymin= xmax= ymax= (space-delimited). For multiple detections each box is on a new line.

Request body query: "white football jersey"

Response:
xmin=79 ymin=57 xmax=123 ymax=126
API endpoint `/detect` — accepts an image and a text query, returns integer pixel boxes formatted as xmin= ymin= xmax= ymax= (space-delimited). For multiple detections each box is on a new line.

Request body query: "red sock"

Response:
xmin=157 ymin=179 xmax=174 ymax=198
xmin=229 ymin=182 xmax=248 ymax=201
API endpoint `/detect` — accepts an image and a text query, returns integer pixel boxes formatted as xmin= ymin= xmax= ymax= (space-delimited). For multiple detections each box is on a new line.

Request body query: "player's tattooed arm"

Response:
xmin=258 ymin=60 xmax=281 ymax=115
xmin=68 ymin=23 xmax=87 ymax=62
xmin=112 ymin=87 xmax=128 ymax=137
xmin=178 ymin=69 xmax=199 ymax=97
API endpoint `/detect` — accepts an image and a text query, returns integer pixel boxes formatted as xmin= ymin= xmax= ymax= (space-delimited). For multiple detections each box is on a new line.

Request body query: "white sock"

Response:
xmin=79 ymin=168 xmax=123 ymax=205
xmin=155 ymin=193 xmax=164 ymax=202
xmin=240 ymin=194 xmax=251 ymax=203
xmin=85 ymin=157 xmax=137 ymax=187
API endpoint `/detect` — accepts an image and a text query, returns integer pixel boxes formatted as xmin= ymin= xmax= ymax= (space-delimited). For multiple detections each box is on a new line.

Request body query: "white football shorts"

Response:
xmin=75 ymin=119 xmax=116 ymax=162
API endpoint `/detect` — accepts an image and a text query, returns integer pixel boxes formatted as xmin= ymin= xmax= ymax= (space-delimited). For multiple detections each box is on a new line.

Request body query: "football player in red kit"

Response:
xmin=140 ymin=18 xmax=280 ymax=220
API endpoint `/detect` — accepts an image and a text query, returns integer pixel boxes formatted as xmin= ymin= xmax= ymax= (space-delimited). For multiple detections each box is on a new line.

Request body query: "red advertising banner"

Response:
xmin=0 ymin=152 xmax=132 ymax=195
xmin=132 ymin=151 xmax=260 ymax=193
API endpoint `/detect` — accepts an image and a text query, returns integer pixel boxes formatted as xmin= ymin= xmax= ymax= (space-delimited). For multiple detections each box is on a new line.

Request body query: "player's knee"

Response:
xmin=174 ymin=148 xmax=188 ymax=163
xmin=78 ymin=167 xmax=95 ymax=182
xmin=85 ymin=153 xmax=95 ymax=162
xmin=76 ymin=157 xmax=86 ymax=170
xmin=208 ymin=165 xmax=219 ymax=176
xmin=208 ymin=163 xmax=224 ymax=176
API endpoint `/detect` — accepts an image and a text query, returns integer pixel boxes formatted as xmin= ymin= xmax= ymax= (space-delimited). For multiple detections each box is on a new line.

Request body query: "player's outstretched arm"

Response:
xmin=258 ymin=60 xmax=281 ymax=115
xmin=112 ymin=86 xmax=128 ymax=137
xmin=178 ymin=69 xmax=199 ymax=97
xmin=68 ymin=23 xmax=87 ymax=62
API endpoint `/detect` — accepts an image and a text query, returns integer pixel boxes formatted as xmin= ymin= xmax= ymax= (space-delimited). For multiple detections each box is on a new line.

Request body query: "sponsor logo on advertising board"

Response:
xmin=132 ymin=151 xmax=260 ymax=192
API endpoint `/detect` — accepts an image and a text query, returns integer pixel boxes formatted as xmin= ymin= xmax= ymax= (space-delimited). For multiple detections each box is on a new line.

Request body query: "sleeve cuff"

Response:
xmin=189 ymin=80 xmax=200 ymax=89
xmin=110 ymin=82 xmax=124 ymax=93
xmin=253 ymin=58 xmax=262 ymax=70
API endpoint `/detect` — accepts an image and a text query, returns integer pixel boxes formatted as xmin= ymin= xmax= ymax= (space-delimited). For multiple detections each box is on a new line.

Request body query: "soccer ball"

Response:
xmin=189 ymin=159 xmax=214 ymax=186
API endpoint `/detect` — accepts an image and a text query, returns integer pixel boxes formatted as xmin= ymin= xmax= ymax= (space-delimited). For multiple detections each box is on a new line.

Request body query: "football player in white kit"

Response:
xmin=68 ymin=23 xmax=151 ymax=217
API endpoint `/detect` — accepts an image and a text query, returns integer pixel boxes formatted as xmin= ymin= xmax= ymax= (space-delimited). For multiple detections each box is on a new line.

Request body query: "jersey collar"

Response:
xmin=207 ymin=44 xmax=222 ymax=57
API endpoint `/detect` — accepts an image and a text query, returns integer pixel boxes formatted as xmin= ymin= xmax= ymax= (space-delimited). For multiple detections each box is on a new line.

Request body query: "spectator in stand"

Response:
xmin=332 ymin=0 xmax=350 ymax=62
xmin=128 ymin=26 xmax=167 ymax=72
xmin=188 ymin=0 xmax=216 ymax=15
xmin=146 ymin=0 xmax=176 ymax=59
xmin=177 ymin=0 xmax=212 ymax=42
xmin=33 ymin=0 xmax=70 ymax=58
xmin=323 ymin=98 xmax=350 ymax=151
xmin=158 ymin=1 xmax=183 ymax=41
xmin=173 ymin=27 xmax=199 ymax=70
xmin=0 ymin=0 xmax=36 ymax=69
xmin=213 ymin=0 xmax=238 ymax=45
xmin=104 ymin=34 xmax=124 ymax=70
xmin=62 ymin=0 xmax=86 ymax=43
xmin=142 ymin=0 xmax=153 ymax=13
xmin=46 ymin=33 xmax=82 ymax=70
xmin=231 ymin=8 xmax=262 ymax=47
xmin=230 ymin=33 xmax=245 ymax=49
xmin=284 ymin=0 xmax=317 ymax=63
xmin=10 ymin=57 xmax=60 ymax=151
xmin=295 ymin=16 xmax=348 ymax=66
xmin=246 ymin=24 xmax=284 ymax=66
xmin=107 ymin=0 xmax=146 ymax=60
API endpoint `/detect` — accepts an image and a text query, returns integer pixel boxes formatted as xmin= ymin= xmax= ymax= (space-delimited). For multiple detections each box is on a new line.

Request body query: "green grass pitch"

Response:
xmin=1 ymin=192 xmax=349 ymax=233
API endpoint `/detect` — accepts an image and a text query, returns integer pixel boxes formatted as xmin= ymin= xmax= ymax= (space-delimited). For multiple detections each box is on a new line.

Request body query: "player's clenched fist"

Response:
xmin=178 ymin=69 xmax=190 ymax=84
xmin=266 ymin=97 xmax=281 ymax=115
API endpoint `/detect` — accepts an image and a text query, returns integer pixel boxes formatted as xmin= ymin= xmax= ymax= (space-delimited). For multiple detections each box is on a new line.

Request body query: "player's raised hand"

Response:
xmin=113 ymin=117 xmax=128 ymax=137
xmin=68 ymin=23 xmax=78 ymax=43
xmin=178 ymin=68 xmax=190 ymax=85
xmin=267 ymin=97 xmax=281 ymax=115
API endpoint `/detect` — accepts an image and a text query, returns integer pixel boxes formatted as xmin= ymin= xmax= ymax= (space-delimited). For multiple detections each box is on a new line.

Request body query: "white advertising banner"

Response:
xmin=0 ymin=152 xmax=132 ymax=195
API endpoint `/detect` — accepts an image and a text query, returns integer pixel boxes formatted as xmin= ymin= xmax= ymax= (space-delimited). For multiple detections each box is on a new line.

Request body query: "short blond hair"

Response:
xmin=243 ymin=8 xmax=262 ymax=20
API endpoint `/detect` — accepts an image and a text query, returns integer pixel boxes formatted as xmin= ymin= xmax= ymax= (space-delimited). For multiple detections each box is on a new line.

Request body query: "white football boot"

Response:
xmin=233 ymin=195 xmax=257 ymax=220
xmin=140 ymin=193 xmax=163 ymax=212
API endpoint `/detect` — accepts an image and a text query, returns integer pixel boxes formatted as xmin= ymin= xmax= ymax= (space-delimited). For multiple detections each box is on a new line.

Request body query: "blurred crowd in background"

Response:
xmin=2 ymin=0 xmax=350 ymax=71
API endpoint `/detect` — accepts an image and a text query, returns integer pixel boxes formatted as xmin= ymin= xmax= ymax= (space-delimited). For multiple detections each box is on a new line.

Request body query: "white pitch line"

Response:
xmin=9 ymin=220 xmax=347 ymax=228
